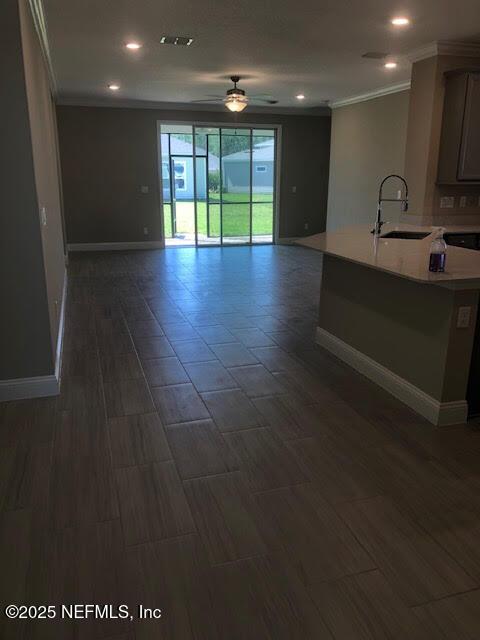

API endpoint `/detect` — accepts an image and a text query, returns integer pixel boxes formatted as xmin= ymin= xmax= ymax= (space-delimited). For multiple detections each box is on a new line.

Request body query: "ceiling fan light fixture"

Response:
xmin=225 ymin=92 xmax=248 ymax=112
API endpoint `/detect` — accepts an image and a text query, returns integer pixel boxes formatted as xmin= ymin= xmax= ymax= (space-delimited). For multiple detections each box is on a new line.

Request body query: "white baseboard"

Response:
xmin=0 ymin=375 xmax=59 ymax=402
xmin=315 ymin=327 xmax=468 ymax=426
xmin=68 ymin=241 xmax=164 ymax=252
xmin=277 ymin=237 xmax=300 ymax=245
xmin=0 ymin=270 xmax=67 ymax=403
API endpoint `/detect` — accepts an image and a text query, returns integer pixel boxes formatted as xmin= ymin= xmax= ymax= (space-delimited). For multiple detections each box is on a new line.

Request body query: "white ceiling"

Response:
xmin=43 ymin=0 xmax=480 ymax=109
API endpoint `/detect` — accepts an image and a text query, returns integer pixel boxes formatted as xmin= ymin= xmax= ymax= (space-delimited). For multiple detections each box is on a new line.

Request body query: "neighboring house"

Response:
xmin=161 ymin=137 xmax=219 ymax=202
xmin=222 ymin=139 xmax=275 ymax=194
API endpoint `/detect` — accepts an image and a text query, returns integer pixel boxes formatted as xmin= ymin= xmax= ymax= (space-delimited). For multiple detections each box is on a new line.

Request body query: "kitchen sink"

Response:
xmin=380 ymin=231 xmax=430 ymax=240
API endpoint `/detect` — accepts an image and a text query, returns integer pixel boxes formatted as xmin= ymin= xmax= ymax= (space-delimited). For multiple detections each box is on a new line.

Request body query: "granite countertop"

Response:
xmin=295 ymin=223 xmax=480 ymax=287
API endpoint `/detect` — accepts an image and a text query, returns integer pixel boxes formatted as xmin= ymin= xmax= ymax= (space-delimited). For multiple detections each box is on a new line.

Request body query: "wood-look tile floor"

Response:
xmin=2 ymin=245 xmax=480 ymax=639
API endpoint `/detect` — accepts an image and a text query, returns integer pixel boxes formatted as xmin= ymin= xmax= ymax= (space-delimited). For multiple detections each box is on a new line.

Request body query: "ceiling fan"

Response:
xmin=191 ymin=76 xmax=278 ymax=112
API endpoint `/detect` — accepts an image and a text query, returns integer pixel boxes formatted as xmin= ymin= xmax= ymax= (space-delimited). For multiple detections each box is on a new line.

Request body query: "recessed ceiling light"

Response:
xmin=296 ymin=94 xmax=305 ymax=100
xmin=126 ymin=42 xmax=142 ymax=50
xmin=384 ymin=62 xmax=398 ymax=69
xmin=391 ymin=16 xmax=410 ymax=26
xmin=108 ymin=83 xmax=120 ymax=91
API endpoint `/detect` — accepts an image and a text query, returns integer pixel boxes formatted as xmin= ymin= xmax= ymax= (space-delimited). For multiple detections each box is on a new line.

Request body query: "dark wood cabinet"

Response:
xmin=437 ymin=71 xmax=480 ymax=184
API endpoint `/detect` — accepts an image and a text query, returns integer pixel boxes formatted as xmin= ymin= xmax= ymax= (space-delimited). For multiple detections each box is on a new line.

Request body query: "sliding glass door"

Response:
xmin=159 ymin=123 xmax=277 ymax=247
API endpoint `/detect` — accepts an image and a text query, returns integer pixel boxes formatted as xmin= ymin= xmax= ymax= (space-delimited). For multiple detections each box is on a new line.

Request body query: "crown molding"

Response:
xmin=28 ymin=0 xmax=57 ymax=94
xmin=437 ymin=40 xmax=480 ymax=57
xmin=330 ymin=81 xmax=410 ymax=109
xmin=408 ymin=40 xmax=480 ymax=63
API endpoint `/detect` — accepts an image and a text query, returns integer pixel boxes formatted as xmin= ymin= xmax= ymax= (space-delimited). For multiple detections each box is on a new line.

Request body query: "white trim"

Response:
xmin=274 ymin=126 xmax=282 ymax=245
xmin=54 ymin=272 xmax=67 ymax=383
xmin=27 ymin=0 xmax=57 ymax=94
xmin=156 ymin=121 xmax=166 ymax=249
xmin=438 ymin=40 xmax=480 ymax=57
xmin=0 ymin=375 xmax=59 ymax=402
xmin=277 ymin=237 xmax=300 ymax=244
xmin=330 ymin=82 xmax=411 ymax=109
xmin=315 ymin=327 xmax=468 ymax=426
xmin=408 ymin=40 xmax=480 ymax=63
xmin=68 ymin=241 xmax=164 ymax=252
xmin=407 ymin=42 xmax=440 ymax=63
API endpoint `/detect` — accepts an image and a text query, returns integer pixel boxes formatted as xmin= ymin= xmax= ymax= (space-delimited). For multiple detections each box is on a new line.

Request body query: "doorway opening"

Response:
xmin=158 ymin=123 xmax=278 ymax=247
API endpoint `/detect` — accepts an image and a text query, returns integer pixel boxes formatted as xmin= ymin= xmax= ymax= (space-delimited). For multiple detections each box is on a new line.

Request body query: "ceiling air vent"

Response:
xmin=362 ymin=52 xmax=388 ymax=59
xmin=160 ymin=35 xmax=194 ymax=46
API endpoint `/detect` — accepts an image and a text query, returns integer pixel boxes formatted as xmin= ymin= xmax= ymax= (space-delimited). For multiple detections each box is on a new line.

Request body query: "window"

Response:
xmin=162 ymin=161 xmax=170 ymax=180
xmin=256 ymin=165 xmax=267 ymax=173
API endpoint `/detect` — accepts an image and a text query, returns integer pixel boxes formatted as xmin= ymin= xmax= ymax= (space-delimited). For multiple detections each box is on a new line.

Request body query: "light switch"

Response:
xmin=40 ymin=207 xmax=47 ymax=226
xmin=457 ymin=306 xmax=472 ymax=329
xmin=140 ymin=186 xmax=149 ymax=194
xmin=292 ymin=186 xmax=297 ymax=194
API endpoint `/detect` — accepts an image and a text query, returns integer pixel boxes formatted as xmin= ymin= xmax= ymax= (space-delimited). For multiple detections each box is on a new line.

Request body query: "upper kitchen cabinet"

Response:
xmin=437 ymin=71 xmax=480 ymax=183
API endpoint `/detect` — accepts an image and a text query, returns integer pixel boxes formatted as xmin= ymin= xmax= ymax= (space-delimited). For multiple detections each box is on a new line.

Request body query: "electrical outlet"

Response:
xmin=460 ymin=196 xmax=467 ymax=208
xmin=143 ymin=227 xmax=149 ymax=235
xmin=304 ymin=223 xmax=309 ymax=231
xmin=457 ymin=306 xmax=472 ymax=329
xmin=140 ymin=185 xmax=149 ymax=194
xmin=440 ymin=196 xmax=454 ymax=209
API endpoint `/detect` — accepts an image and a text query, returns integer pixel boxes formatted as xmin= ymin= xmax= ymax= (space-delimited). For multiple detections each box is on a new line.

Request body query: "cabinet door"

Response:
xmin=458 ymin=74 xmax=480 ymax=181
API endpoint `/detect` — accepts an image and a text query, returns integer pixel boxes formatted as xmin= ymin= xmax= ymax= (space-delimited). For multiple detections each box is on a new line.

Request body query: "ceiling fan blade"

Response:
xmin=190 ymin=98 xmax=224 ymax=103
xmin=249 ymin=98 xmax=279 ymax=105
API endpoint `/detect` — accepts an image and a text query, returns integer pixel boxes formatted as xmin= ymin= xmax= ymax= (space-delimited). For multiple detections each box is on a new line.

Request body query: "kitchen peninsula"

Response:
xmin=297 ymin=223 xmax=480 ymax=425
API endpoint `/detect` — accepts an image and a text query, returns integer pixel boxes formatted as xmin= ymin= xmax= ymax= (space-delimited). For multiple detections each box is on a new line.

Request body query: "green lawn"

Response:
xmin=208 ymin=192 xmax=273 ymax=204
xmin=164 ymin=197 xmax=274 ymax=239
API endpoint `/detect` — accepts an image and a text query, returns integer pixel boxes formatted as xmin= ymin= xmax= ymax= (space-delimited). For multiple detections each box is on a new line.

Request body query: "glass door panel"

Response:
xmin=196 ymin=127 xmax=221 ymax=246
xmin=159 ymin=123 xmax=275 ymax=246
xmin=171 ymin=155 xmax=195 ymax=244
xmin=160 ymin=132 xmax=172 ymax=239
xmin=200 ymin=203 xmax=220 ymax=245
xmin=252 ymin=202 xmax=274 ymax=243
xmin=252 ymin=130 xmax=275 ymax=243
xmin=221 ymin=129 xmax=251 ymax=204
xmin=222 ymin=203 xmax=250 ymax=244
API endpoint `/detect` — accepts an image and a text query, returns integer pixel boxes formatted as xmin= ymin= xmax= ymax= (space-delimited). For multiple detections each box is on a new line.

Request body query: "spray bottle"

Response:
xmin=428 ymin=227 xmax=447 ymax=273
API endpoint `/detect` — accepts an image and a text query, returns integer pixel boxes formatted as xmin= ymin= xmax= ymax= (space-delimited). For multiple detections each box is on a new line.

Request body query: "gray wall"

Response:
xmin=56 ymin=106 xmax=331 ymax=242
xmin=319 ymin=255 xmax=478 ymax=402
xmin=326 ymin=90 xmax=410 ymax=231
xmin=0 ymin=0 xmax=55 ymax=380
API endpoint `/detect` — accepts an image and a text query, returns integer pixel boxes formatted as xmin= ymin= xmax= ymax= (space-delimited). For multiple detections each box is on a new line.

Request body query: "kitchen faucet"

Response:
xmin=371 ymin=174 xmax=409 ymax=235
